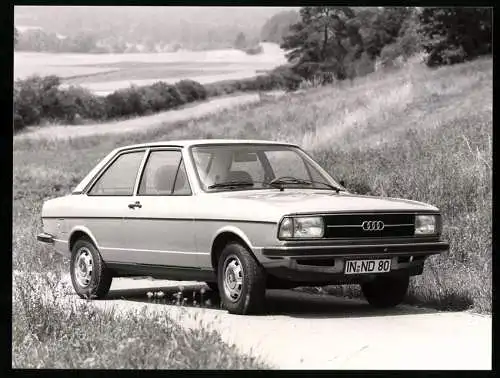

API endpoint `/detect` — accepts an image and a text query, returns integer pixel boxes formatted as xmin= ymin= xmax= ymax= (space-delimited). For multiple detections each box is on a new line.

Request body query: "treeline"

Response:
xmin=14 ymin=6 xmax=278 ymax=53
xmin=13 ymin=67 xmax=305 ymax=131
xmin=276 ymin=7 xmax=492 ymax=82
xmin=13 ymin=76 xmax=208 ymax=131
xmin=15 ymin=27 xmax=265 ymax=55
xmin=15 ymin=28 xmax=182 ymax=54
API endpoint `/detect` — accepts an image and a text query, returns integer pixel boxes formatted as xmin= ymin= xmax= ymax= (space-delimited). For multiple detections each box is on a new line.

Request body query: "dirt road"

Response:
xmin=85 ymin=277 xmax=491 ymax=370
xmin=14 ymin=93 xmax=265 ymax=141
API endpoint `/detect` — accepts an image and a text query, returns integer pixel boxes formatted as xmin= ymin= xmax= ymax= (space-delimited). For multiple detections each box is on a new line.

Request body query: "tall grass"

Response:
xmin=12 ymin=56 xmax=492 ymax=366
xmin=12 ymin=271 xmax=266 ymax=369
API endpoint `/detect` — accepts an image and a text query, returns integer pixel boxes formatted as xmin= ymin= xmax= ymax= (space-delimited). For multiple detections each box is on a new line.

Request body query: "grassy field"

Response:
xmin=12 ymin=56 xmax=492 ymax=367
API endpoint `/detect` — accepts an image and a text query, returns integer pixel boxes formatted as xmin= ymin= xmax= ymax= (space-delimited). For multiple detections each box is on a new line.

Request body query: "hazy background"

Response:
xmin=14 ymin=6 xmax=299 ymax=94
xmin=14 ymin=6 xmax=298 ymax=52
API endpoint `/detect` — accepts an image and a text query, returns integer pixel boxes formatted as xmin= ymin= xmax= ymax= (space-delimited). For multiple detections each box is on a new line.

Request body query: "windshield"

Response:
xmin=190 ymin=144 xmax=342 ymax=192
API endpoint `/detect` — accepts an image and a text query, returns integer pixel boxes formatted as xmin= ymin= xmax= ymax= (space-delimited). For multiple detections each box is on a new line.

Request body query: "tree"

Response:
xmin=397 ymin=7 xmax=423 ymax=58
xmin=353 ymin=7 xmax=413 ymax=59
xmin=281 ymin=7 xmax=362 ymax=80
xmin=71 ymin=32 xmax=97 ymax=53
xmin=419 ymin=8 xmax=492 ymax=66
xmin=234 ymin=32 xmax=247 ymax=49
xmin=261 ymin=10 xmax=300 ymax=44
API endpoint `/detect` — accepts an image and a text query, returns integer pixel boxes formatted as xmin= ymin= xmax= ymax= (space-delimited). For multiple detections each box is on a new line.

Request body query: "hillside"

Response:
xmin=13 ymin=57 xmax=492 ymax=314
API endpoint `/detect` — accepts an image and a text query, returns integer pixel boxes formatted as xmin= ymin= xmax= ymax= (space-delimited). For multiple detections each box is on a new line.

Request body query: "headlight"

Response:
xmin=415 ymin=215 xmax=437 ymax=235
xmin=278 ymin=216 xmax=324 ymax=239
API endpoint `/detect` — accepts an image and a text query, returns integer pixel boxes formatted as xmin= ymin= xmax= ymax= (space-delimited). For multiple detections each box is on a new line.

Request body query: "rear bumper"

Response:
xmin=262 ymin=241 xmax=449 ymax=258
xmin=37 ymin=233 xmax=54 ymax=244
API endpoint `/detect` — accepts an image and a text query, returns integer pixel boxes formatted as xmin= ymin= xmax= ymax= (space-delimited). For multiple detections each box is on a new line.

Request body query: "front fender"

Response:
xmin=211 ymin=225 xmax=255 ymax=250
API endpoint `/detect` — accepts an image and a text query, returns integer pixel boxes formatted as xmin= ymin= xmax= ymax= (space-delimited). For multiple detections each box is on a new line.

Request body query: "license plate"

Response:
xmin=344 ymin=259 xmax=391 ymax=274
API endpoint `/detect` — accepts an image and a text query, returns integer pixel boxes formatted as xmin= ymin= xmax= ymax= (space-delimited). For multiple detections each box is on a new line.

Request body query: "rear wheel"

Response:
xmin=217 ymin=242 xmax=266 ymax=315
xmin=361 ymin=274 xmax=409 ymax=309
xmin=70 ymin=238 xmax=112 ymax=299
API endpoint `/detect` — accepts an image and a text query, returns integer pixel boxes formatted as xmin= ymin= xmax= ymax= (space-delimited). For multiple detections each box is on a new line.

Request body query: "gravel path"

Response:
xmin=87 ymin=277 xmax=492 ymax=370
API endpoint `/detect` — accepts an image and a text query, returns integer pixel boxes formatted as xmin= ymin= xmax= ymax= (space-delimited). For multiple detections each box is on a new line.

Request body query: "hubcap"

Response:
xmin=223 ymin=255 xmax=244 ymax=302
xmin=74 ymin=247 xmax=94 ymax=288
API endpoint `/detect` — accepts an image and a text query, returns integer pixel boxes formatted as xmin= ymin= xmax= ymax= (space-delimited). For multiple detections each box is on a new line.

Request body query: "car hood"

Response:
xmin=216 ymin=190 xmax=439 ymax=216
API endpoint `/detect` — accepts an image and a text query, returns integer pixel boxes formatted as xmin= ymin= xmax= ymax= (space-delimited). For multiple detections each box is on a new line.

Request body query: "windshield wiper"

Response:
xmin=308 ymin=180 xmax=343 ymax=193
xmin=269 ymin=176 xmax=343 ymax=193
xmin=207 ymin=181 xmax=254 ymax=189
xmin=269 ymin=176 xmax=311 ymax=186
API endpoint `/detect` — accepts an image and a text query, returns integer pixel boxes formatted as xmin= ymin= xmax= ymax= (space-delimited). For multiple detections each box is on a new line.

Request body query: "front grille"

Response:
xmin=324 ymin=213 xmax=415 ymax=239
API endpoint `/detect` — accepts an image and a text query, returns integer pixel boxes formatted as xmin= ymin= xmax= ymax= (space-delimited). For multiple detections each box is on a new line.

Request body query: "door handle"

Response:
xmin=128 ymin=201 xmax=142 ymax=209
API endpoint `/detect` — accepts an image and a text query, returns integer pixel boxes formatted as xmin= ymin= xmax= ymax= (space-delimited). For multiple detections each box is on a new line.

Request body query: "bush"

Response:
xmin=104 ymin=86 xmax=145 ymax=118
xmin=14 ymin=75 xmax=61 ymax=128
xmin=204 ymin=65 xmax=303 ymax=97
xmin=379 ymin=43 xmax=405 ymax=70
xmin=62 ymin=86 xmax=107 ymax=121
xmin=14 ymin=76 xmax=109 ymax=128
xmin=149 ymin=82 xmax=187 ymax=109
xmin=353 ymin=52 xmax=376 ymax=77
xmin=174 ymin=79 xmax=207 ymax=103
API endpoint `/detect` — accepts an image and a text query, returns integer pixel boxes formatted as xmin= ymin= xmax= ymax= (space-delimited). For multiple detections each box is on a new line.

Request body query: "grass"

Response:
xmin=12 ymin=271 xmax=267 ymax=369
xmin=12 ymin=56 xmax=492 ymax=367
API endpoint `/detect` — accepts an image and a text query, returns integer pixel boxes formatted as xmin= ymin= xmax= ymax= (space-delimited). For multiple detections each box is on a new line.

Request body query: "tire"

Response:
xmin=217 ymin=242 xmax=266 ymax=315
xmin=361 ymin=274 xmax=409 ymax=309
xmin=70 ymin=238 xmax=112 ymax=299
xmin=205 ymin=281 xmax=219 ymax=292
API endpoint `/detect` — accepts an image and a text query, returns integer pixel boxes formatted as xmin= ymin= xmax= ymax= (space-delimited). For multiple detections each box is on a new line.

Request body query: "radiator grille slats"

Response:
xmin=324 ymin=213 xmax=415 ymax=238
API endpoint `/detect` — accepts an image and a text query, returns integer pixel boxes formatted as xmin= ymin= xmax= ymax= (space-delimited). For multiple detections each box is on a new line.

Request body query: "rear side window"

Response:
xmin=88 ymin=151 xmax=144 ymax=196
xmin=138 ymin=150 xmax=191 ymax=195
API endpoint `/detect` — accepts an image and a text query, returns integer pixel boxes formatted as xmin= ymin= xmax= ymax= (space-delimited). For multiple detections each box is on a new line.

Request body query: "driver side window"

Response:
xmin=88 ymin=151 xmax=145 ymax=196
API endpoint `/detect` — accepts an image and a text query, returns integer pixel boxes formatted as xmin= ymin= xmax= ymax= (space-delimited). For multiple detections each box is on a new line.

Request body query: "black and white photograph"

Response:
xmin=12 ymin=5 xmax=492 ymax=370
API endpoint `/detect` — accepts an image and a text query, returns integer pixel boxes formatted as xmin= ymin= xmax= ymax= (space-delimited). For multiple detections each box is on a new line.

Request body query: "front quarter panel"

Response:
xmin=195 ymin=221 xmax=279 ymax=269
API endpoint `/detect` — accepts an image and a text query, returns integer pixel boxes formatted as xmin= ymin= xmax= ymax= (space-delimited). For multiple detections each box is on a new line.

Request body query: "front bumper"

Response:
xmin=37 ymin=233 xmax=54 ymax=244
xmin=259 ymin=240 xmax=448 ymax=285
xmin=262 ymin=241 xmax=449 ymax=258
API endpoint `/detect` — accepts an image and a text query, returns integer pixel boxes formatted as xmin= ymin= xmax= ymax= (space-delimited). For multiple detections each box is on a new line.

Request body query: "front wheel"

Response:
xmin=217 ymin=242 xmax=266 ymax=315
xmin=70 ymin=238 xmax=112 ymax=299
xmin=361 ymin=274 xmax=409 ymax=309
xmin=205 ymin=281 xmax=219 ymax=292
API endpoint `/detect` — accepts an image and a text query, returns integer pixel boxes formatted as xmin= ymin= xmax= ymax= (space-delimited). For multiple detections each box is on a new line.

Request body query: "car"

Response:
xmin=37 ymin=139 xmax=449 ymax=314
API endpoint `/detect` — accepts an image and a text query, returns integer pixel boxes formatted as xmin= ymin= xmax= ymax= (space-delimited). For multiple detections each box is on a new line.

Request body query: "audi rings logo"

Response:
xmin=361 ymin=220 xmax=385 ymax=231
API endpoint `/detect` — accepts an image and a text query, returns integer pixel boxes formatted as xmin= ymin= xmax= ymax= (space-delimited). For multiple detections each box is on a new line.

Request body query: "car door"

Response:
xmin=122 ymin=148 xmax=199 ymax=267
xmin=81 ymin=149 xmax=146 ymax=263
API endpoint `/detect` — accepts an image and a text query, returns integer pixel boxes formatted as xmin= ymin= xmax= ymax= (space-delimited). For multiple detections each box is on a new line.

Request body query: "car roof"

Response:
xmin=116 ymin=139 xmax=299 ymax=152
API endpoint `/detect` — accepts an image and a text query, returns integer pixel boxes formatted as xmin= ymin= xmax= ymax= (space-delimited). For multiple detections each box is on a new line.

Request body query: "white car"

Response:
xmin=37 ymin=139 xmax=449 ymax=314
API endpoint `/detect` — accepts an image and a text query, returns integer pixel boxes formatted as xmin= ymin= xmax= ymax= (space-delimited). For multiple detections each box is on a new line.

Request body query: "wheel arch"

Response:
xmin=68 ymin=226 xmax=100 ymax=253
xmin=210 ymin=226 xmax=257 ymax=271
